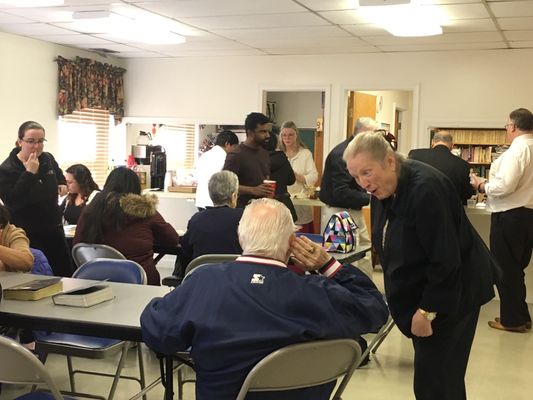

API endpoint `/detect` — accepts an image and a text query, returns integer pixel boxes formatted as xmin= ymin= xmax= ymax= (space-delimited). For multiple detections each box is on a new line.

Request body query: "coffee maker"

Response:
xmin=150 ymin=147 xmax=167 ymax=189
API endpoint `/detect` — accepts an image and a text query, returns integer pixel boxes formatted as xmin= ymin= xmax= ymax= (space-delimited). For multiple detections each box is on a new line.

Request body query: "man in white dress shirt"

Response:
xmin=195 ymin=130 xmax=239 ymax=209
xmin=471 ymin=107 xmax=533 ymax=333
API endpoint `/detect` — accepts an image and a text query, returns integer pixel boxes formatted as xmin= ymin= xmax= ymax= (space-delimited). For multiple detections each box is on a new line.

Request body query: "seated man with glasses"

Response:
xmin=223 ymin=112 xmax=275 ymax=207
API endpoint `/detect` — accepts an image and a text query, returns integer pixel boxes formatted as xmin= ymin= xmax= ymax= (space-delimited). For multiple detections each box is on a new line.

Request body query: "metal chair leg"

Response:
xmin=66 ymin=355 xmax=76 ymax=392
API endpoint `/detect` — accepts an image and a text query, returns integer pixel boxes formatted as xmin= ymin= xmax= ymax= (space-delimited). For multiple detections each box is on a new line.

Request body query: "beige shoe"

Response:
xmin=495 ymin=317 xmax=531 ymax=330
xmin=488 ymin=320 xmax=527 ymax=333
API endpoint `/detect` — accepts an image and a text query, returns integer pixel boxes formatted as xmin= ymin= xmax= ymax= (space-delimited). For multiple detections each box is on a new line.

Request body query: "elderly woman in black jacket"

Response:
xmin=0 ymin=121 xmax=73 ymax=277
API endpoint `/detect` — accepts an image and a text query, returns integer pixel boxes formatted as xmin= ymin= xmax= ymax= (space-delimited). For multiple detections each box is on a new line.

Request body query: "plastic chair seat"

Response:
xmin=35 ymin=332 xmax=122 ymax=354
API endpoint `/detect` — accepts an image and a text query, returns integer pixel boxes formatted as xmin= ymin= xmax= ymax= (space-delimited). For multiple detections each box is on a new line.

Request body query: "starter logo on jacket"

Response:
xmin=250 ymin=274 xmax=265 ymax=285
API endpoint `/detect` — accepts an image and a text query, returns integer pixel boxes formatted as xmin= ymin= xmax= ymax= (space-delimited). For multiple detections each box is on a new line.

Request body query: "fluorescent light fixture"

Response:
xmin=359 ymin=4 xmax=446 ymax=37
xmin=0 ymin=0 xmax=64 ymax=6
xmin=384 ymin=22 xmax=442 ymax=37
xmin=68 ymin=6 xmax=186 ymax=45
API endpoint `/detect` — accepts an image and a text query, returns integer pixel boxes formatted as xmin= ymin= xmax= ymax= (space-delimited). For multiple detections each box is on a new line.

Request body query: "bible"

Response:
xmin=53 ymin=283 xmax=114 ymax=308
xmin=3 ymin=277 xmax=63 ymax=301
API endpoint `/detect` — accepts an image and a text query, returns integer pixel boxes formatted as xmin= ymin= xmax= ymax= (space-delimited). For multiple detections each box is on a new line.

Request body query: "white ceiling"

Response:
xmin=1 ymin=0 xmax=532 ymax=58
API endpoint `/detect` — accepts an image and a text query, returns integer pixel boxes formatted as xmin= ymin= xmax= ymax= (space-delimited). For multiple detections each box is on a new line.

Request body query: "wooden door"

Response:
xmin=346 ymin=92 xmax=377 ymax=138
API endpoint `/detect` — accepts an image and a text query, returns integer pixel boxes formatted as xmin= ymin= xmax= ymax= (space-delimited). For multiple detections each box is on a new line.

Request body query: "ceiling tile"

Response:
xmin=297 ymin=0 xmax=358 ymax=11
xmin=365 ymin=31 xmax=503 ymax=45
xmin=489 ymin=1 xmax=533 ymax=17
xmin=263 ymin=45 xmax=380 ymax=55
xmin=142 ymin=39 xmax=253 ymax=52
xmin=1 ymin=7 xmax=73 ymax=22
xmin=509 ymin=40 xmax=533 ymax=48
xmin=159 ymin=48 xmax=267 ymax=57
xmin=377 ymin=41 xmax=507 ymax=52
xmin=0 ymin=12 xmax=33 ymax=24
xmin=318 ymin=10 xmax=370 ymax=24
xmin=503 ymin=30 xmax=533 ymax=40
xmin=113 ymin=51 xmax=166 ymax=58
xmin=437 ymin=3 xmax=490 ymax=19
xmin=238 ymin=36 xmax=369 ymax=49
xmin=133 ymin=0 xmax=306 ymax=18
xmin=36 ymin=33 xmax=113 ymax=44
xmin=498 ymin=16 xmax=533 ymax=30
xmin=443 ymin=18 xmax=497 ymax=32
xmin=179 ymin=12 xmax=329 ymax=30
xmin=0 ymin=22 xmax=76 ymax=36
xmin=76 ymin=43 xmax=147 ymax=52
xmin=212 ymin=25 xmax=351 ymax=41
xmin=342 ymin=24 xmax=389 ymax=36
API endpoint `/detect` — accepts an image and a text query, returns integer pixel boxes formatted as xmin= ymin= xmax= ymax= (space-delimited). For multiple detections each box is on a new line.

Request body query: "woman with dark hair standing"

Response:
xmin=61 ymin=163 xmax=100 ymax=225
xmin=0 ymin=121 xmax=73 ymax=277
xmin=74 ymin=167 xmax=179 ymax=285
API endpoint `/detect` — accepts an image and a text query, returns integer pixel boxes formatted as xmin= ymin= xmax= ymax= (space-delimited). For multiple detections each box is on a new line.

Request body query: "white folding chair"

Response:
xmin=236 ymin=339 xmax=362 ymax=400
xmin=0 ymin=335 xmax=76 ymax=400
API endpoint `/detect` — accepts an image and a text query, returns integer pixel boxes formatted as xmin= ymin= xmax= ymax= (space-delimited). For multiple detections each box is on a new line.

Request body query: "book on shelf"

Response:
xmin=3 ymin=277 xmax=63 ymax=301
xmin=52 ymin=282 xmax=114 ymax=308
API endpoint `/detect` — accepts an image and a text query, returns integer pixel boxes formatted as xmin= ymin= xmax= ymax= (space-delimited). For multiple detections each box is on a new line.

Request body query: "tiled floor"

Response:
xmin=2 ymin=260 xmax=532 ymax=400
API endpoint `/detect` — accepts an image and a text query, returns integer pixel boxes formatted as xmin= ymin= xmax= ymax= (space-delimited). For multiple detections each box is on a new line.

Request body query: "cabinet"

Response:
xmin=431 ymin=128 xmax=510 ymax=179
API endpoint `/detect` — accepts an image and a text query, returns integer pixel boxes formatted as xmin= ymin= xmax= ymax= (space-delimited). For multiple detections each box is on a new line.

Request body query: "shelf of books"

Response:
xmin=434 ymin=128 xmax=510 ymax=179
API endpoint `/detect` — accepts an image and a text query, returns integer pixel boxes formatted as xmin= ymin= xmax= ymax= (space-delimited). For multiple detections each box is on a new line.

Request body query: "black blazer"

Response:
xmin=408 ymin=145 xmax=473 ymax=204
xmin=371 ymin=160 xmax=496 ymax=337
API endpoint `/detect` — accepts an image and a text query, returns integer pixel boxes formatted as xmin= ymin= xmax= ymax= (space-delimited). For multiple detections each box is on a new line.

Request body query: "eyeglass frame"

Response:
xmin=20 ymin=138 xmax=47 ymax=145
xmin=504 ymin=123 xmax=514 ymax=130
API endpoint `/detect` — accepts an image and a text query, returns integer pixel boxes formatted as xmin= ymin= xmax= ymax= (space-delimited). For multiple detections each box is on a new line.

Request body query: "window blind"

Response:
xmin=57 ymin=108 xmax=111 ymax=187
xmin=156 ymin=124 xmax=197 ymax=172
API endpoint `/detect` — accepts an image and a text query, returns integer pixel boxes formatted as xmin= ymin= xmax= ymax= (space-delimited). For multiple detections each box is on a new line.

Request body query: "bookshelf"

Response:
xmin=431 ymin=128 xmax=510 ymax=179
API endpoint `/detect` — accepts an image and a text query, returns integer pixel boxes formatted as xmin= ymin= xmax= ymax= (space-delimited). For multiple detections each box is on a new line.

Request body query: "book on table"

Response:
xmin=52 ymin=282 xmax=114 ymax=307
xmin=3 ymin=277 xmax=63 ymax=301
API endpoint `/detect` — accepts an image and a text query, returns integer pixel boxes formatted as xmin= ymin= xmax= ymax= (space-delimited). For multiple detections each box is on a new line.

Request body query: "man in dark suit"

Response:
xmin=408 ymin=131 xmax=474 ymax=204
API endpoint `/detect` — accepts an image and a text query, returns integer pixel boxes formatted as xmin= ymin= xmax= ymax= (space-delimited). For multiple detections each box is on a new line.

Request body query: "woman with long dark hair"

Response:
xmin=0 ymin=121 xmax=73 ymax=276
xmin=60 ymin=164 xmax=100 ymax=225
xmin=74 ymin=167 xmax=179 ymax=285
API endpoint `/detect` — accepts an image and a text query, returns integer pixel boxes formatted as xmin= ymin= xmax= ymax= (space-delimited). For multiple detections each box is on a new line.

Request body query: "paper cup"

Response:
xmin=264 ymin=180 xmax=276 ymax=198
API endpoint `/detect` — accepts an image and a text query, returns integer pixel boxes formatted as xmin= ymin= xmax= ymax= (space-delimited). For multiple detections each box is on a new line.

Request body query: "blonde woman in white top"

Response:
xmin=279 ymin=121 xmax=318 ymax=230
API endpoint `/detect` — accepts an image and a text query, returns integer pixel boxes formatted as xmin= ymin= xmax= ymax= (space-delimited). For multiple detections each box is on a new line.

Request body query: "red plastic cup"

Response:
xmin=263 ymin=180 xmax=276 ymax=198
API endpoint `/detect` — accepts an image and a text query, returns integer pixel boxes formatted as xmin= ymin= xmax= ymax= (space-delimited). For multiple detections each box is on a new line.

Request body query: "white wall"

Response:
xmin=124 ymin=49 xmax=533 ymax=156
xmin=0 ymin=31 xmax=125 ymax=156
xmin=266 ymin=91 xmax=322 ymax=129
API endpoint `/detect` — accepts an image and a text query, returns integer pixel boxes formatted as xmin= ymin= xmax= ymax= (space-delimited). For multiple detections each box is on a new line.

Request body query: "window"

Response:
xmin=154 ymin=124 xmax=197 ymax=173
xmin=57 ymin=108 xmax=112 ymax=187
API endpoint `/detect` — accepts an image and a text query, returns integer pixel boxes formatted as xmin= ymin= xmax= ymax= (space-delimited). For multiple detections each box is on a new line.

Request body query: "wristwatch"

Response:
xmin=419 ymin=308 xmax=437 ymax=321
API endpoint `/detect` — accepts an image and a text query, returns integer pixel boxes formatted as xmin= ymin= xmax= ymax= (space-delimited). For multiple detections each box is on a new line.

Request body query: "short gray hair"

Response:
xmin=208 ymin=171 xmax=239 ymax=206
xmin=354 ymin=117 xmax=380 ymax=136
xmin=343 ymin=131 xmax=403 ymax=166
xmin=238 ymin=198 xmax=297 ymax=261
xmin=431 ymin=131 xmax=453 ymax=146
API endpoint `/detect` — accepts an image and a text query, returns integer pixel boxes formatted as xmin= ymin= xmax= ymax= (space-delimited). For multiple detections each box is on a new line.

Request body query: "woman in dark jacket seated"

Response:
xmin=74 ymin=167 xmax=179 ymax=285
xmin=180 ymin=170 xmax=243 ymax=268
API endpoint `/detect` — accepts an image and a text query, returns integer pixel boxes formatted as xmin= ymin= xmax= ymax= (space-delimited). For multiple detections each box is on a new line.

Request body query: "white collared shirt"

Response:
xmin=486 ymin=133 xmax=533 ymax=212
xmin=195 ymin=145 xmax=227 ymax=208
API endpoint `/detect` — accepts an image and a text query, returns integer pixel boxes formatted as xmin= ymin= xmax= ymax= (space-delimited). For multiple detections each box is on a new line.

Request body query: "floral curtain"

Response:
xmin=56 ymin=56 xmax=126 ymax=123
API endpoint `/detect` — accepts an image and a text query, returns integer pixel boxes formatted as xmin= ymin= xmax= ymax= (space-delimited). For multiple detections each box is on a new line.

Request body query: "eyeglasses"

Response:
xmin=504 ymin=123 xmax=514 ymax=129
xmin=21 ymin=138 xmax=47 ymax=145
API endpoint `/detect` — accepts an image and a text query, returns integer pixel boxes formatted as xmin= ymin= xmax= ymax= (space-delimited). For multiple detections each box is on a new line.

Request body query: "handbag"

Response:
xmin=322 ymin=211 xmax=358 ymax=253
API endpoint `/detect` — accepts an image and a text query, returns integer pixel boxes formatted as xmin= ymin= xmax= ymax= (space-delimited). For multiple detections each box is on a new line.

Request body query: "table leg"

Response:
xmin=165 ymin=355 xmax=174 ymax=400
